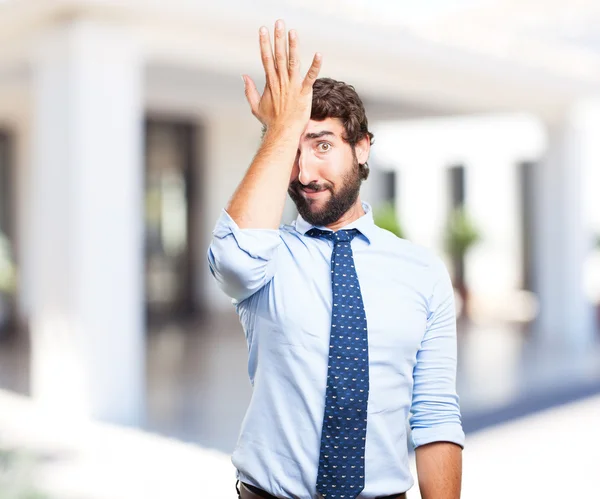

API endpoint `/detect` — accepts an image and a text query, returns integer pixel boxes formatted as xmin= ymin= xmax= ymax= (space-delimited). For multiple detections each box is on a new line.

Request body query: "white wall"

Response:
xmin=465 ymin=154 xmax=522 ymax=300
xmin=373 ymin=114 xmax=546 ymax=320
xmin=202 ymin=110 xmax=263 ymax=312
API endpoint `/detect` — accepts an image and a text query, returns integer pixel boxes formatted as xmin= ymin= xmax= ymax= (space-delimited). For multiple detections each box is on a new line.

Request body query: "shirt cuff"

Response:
xmin=411 ymin=422 xmax=465 ymax=450
xmin=212 ymin=209 xmax=281 ymax=261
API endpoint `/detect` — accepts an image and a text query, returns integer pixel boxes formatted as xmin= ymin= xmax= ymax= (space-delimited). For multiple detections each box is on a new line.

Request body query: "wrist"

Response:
xmin=264 ymin=121 xmax=306 ymax=141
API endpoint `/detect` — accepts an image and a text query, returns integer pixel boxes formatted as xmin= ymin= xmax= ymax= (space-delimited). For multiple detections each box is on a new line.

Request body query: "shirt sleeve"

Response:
xmin=207 ymin=209 xmax=282 ymax=302
xmin=409 ymin=256 xmax=465 ymax=450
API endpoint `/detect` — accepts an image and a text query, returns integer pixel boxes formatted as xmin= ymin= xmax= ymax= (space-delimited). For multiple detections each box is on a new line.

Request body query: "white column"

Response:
xmin=531 ymin=105 xmax=598 ymax=350
xmin=465 ymin=155 xmax=522 ymax=300
xmin=30 ymin=21 xmax=144 ymax=424
xmin=399 ymin=161 xmax=448 ymax=252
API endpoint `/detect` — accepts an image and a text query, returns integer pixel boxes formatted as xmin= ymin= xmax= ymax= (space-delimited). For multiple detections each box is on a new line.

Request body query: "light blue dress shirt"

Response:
xmin=208 ymin=202 xmax=465 ymax=499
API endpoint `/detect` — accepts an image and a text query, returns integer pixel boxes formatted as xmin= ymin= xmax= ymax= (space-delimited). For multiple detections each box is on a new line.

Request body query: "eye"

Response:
xmin=317 ymin=142 xmax=331 ymax=152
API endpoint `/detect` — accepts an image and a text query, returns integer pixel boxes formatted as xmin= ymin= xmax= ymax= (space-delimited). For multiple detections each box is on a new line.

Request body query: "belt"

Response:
xmin=239 ymin=482 xmax=407 ymax=499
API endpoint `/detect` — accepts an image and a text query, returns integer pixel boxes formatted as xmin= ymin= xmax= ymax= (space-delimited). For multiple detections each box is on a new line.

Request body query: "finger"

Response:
xmin=259 ymin=26 xmax=278 ymax=90
xmin=242 ymin=75 xmax=261 ymax=116
xmin=301 ymin=52 xmax=323 ymax=93
xmin=288 ymin=29 xmax=300 ymax=78
xmin=273 ymin=19 xmax=288 ymax=81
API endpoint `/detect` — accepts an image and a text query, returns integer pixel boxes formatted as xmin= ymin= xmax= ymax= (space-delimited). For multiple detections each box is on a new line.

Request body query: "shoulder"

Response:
xmin=375 ymin=227 xmax=444 ymax=267
xmin=373 ymin=226 xmax=451 ymax=287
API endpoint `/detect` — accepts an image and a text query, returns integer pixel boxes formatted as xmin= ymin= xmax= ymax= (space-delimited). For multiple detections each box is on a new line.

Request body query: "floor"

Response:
xmin=2 ymin=387 xmax=599 ymax=499
xmin=1 ymin=311 xmax=600 ymax=454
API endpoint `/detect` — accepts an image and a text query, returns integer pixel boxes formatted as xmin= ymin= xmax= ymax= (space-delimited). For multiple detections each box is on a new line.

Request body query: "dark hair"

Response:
xmin=311 ymin=77 xmax=374 ymax=180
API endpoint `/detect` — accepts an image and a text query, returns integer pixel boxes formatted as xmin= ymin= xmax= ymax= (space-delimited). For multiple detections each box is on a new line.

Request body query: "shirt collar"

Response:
xmin=294 ymin=201 xmax=376 ymax=244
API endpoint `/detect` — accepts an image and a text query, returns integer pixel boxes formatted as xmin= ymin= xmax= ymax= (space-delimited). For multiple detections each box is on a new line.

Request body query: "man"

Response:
xmin=208 ymin=20 xmax=464 ymax=499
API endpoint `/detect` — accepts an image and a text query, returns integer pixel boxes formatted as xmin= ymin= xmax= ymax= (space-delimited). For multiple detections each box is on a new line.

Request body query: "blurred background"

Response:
xmin=0 ymin=0 xmax=599 ymax=497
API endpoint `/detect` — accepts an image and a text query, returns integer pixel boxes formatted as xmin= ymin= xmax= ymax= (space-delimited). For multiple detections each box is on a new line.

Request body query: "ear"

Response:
xmin=355 ymin=135 xmax=370 ymax=165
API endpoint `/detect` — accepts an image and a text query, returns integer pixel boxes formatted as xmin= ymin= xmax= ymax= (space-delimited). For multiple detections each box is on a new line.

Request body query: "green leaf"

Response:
xmin=373 ymin=202 xmax=404 ymax=239
xmin=443 ymin=206 xmax=481 ymax=258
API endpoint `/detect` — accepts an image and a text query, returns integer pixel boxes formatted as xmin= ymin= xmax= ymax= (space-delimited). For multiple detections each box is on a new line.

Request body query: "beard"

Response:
xmin=288 ymin=156 xmax=362 ymax=227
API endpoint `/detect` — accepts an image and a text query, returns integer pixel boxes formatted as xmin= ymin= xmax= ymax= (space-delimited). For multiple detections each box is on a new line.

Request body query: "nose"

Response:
xmin=298 ymin=153 xmax=319 ymax=186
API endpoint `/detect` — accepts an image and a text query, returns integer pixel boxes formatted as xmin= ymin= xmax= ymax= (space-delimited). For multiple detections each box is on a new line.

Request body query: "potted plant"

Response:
xmin=373 ymin=202 xmax=404 ymax=239
xmin=443 ymin=207 xmax=481 ymax=318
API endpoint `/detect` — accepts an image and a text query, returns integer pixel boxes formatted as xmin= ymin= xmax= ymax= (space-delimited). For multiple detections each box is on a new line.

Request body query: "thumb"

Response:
xmin=242 ymin=75 xmax=260 ymax=116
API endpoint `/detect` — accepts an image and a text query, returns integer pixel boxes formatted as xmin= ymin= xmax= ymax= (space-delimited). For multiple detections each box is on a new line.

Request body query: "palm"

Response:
xmin=242 ymin=21 xmax=321 ymax=129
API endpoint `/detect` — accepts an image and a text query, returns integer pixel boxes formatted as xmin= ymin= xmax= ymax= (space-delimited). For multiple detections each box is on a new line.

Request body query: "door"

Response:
xmin=144 ymin=120 xmax=197 ymax=322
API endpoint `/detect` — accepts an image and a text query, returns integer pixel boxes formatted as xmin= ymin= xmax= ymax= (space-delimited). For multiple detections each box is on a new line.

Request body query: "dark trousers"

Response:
xmin=236 ymin=480 xmax=407 ymax=499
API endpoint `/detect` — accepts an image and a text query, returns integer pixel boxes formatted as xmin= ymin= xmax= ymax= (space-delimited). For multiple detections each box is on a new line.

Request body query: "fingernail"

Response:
xmin=276 ymin=19 xmax=283 ymax=29
xmin=241 ymin=75 xmax=246 ymax=86
xmin=259 ymin=26 xmax=267 ymax=35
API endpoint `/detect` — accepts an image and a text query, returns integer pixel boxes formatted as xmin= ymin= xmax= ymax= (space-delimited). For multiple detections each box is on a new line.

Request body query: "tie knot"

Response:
xmin=306 ymin=228 xmax=360 ymax=243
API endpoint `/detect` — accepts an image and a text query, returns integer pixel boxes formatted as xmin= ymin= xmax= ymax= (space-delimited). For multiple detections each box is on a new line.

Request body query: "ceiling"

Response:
xmin=1 ymin=0 xmax=599 ymax=119
xmin=281 ymin=0 xmax=600 ymax=81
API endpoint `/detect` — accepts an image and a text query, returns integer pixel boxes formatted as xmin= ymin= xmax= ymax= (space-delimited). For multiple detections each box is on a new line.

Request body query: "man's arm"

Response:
xmin=409 ymin=256 xmax=465 ymax=498
xmin=207 ymin=21 xmax=321 ymax=301
xmin=415 ymin=441 xmax=462 ymax=499
xmin=228 ymin=20 xmax=322 ymax=229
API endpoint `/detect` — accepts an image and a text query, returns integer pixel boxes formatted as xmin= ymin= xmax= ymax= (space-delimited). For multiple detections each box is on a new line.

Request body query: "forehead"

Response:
xmin=303 ymin=117 xmax=344 ymax=137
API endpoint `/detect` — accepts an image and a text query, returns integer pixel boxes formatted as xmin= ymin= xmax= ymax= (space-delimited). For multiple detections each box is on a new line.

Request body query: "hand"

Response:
xmin=242 ymin=20 xmax=322 ymax=131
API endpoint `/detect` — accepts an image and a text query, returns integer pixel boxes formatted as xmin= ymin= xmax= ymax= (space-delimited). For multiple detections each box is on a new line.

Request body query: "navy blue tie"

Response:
xmin=307 ymin=228 xmax=369 ymax=499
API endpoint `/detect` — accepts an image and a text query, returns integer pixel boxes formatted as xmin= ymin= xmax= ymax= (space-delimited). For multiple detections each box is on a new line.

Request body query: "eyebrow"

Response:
xmin=303 ymin=130 xmax=336 ymax=141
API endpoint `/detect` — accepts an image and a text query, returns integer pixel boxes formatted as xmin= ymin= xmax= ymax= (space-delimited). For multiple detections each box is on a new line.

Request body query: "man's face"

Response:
xmin=288 ymin=118 xmax=369 ymax=227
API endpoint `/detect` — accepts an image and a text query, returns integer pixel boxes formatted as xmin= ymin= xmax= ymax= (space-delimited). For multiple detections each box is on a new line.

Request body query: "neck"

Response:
xmin=325 ymin=198 xmax=365 ymax=231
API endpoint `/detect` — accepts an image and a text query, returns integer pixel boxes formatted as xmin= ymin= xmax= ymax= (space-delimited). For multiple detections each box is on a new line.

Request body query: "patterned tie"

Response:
xmin=306 ymin=228 xmax=370 ymax=499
